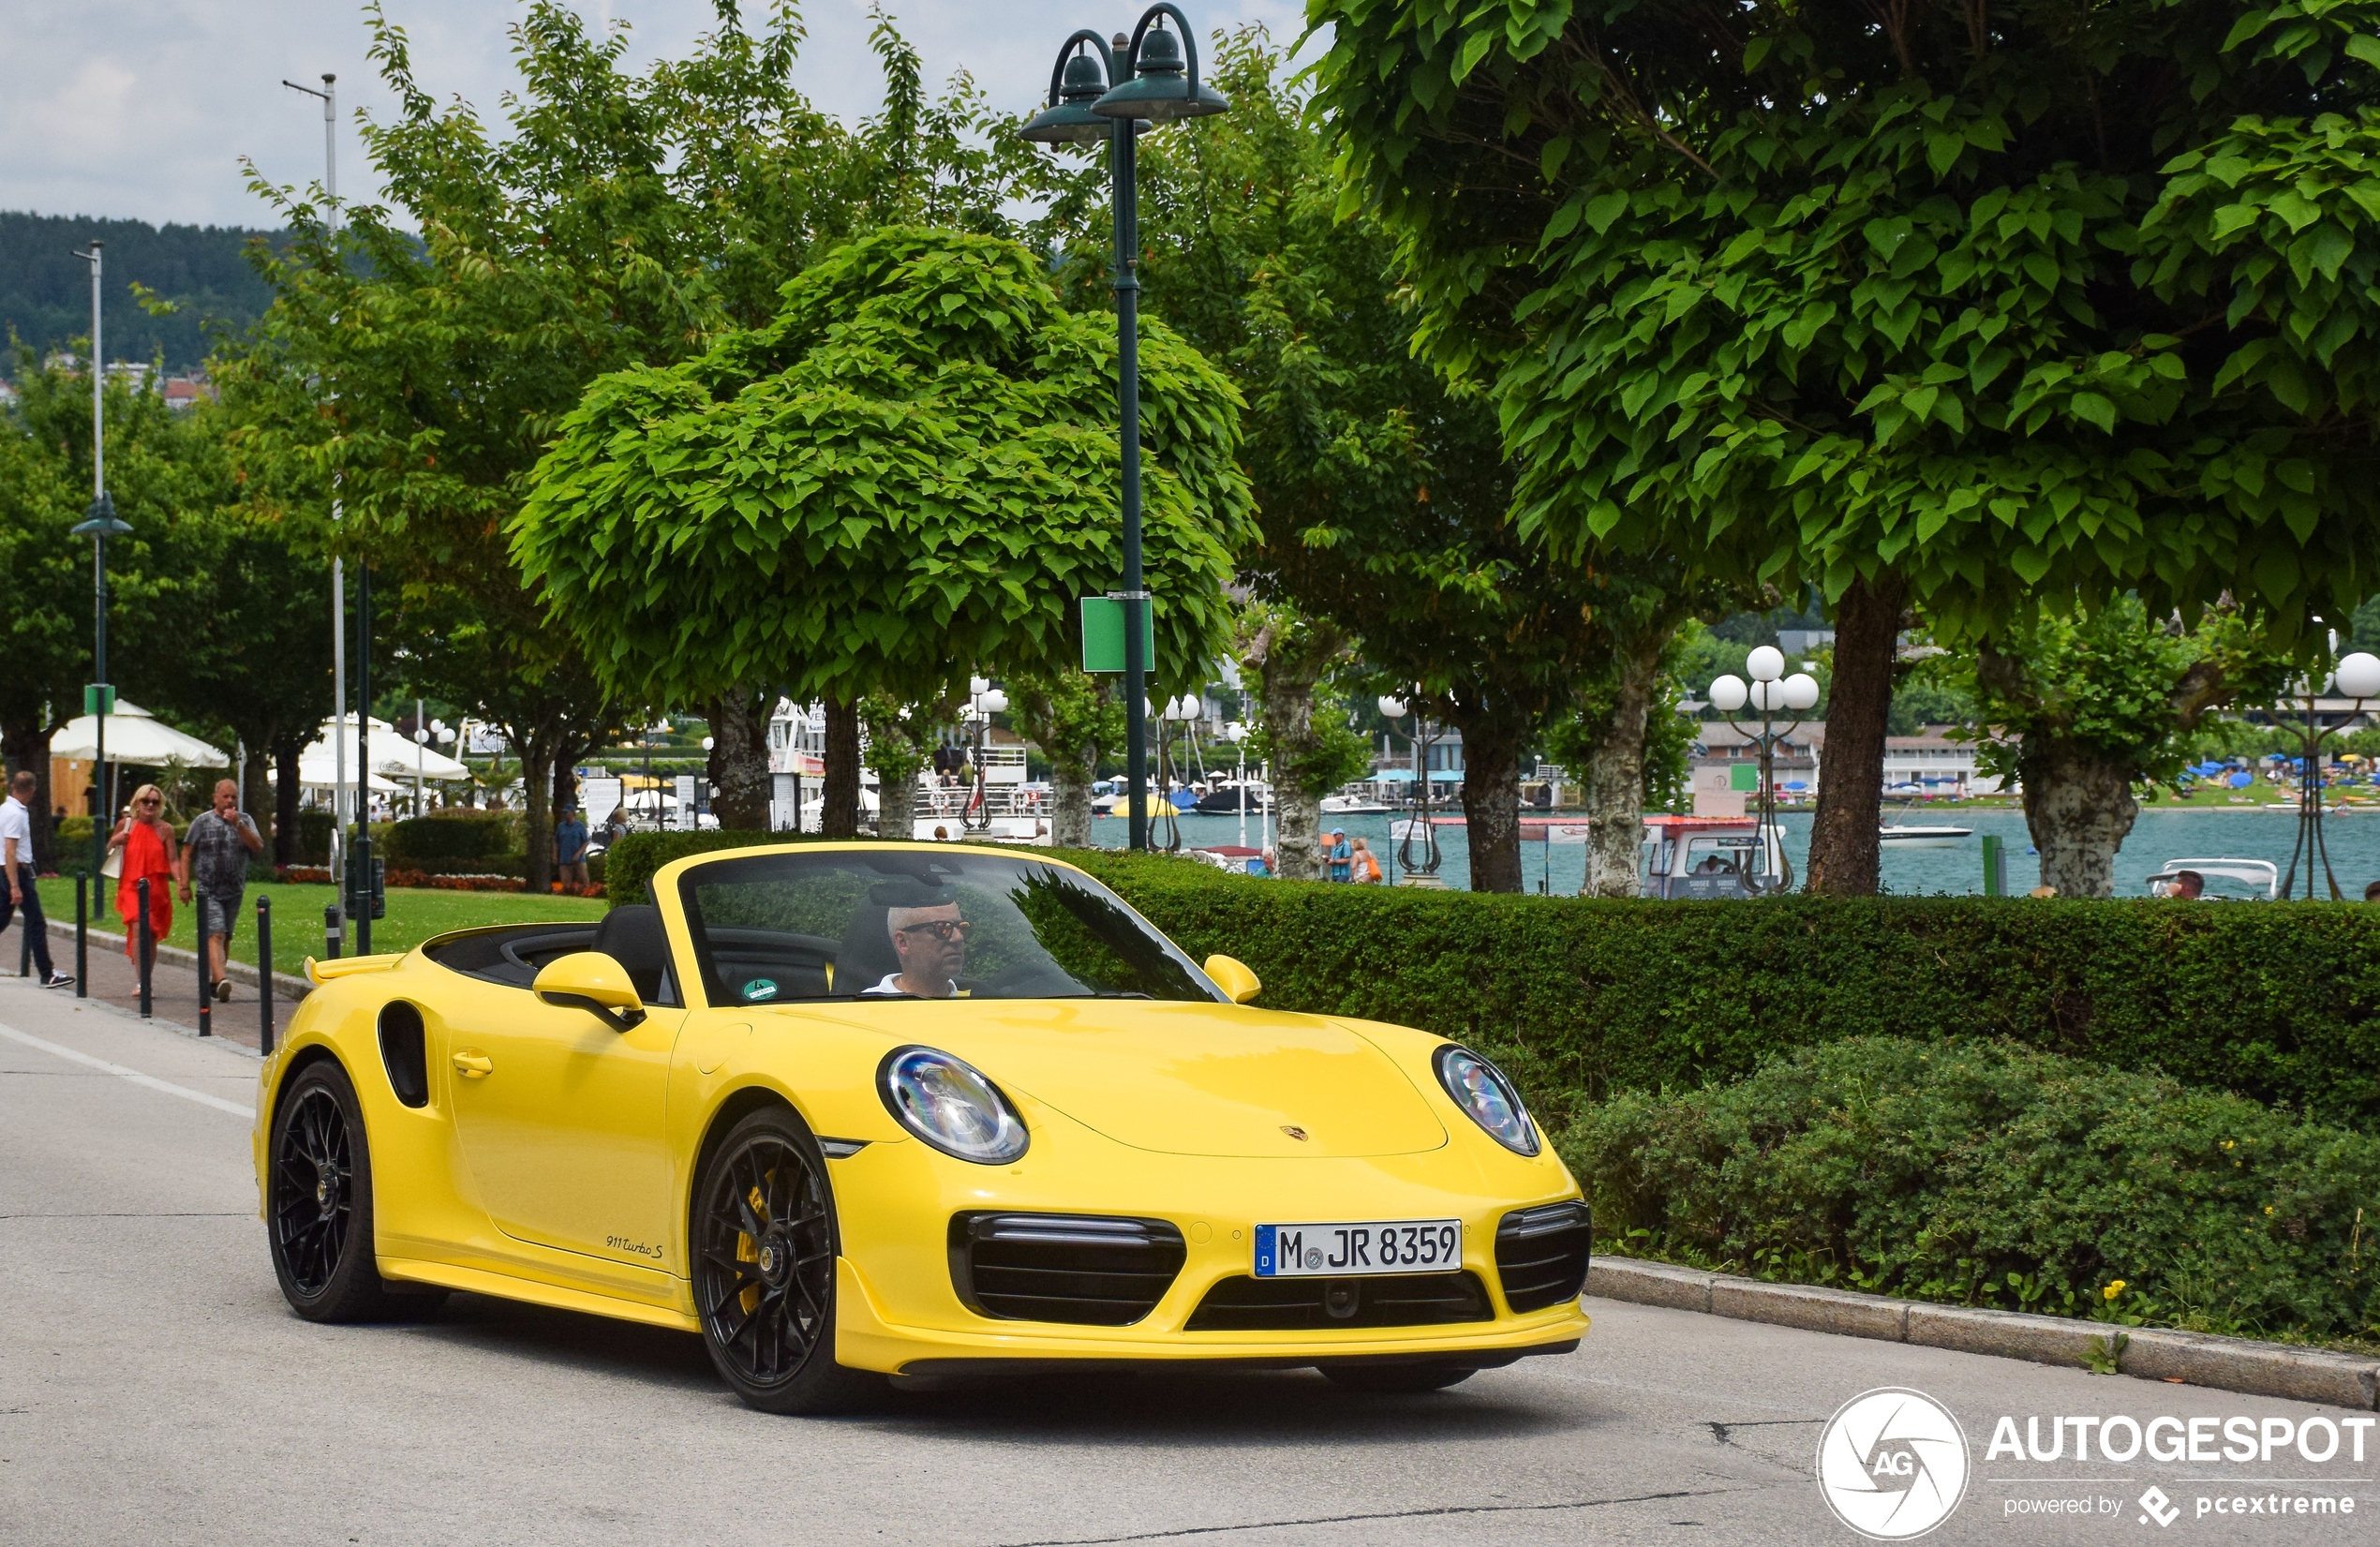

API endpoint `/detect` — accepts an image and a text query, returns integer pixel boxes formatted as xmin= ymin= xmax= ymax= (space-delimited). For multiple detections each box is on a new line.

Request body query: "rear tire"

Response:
xmin=268 ymin=1059 xmax=399 ymax=1323
xmin=1322 ymin=1362 xmax=1478 ymax=1393
xmin=692 ymin=1107 xmax=883 ymax=1415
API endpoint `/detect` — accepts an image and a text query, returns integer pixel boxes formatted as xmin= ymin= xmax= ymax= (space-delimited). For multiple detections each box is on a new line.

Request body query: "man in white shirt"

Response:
xmin=0 ymin=771 xmax=72 ymax=989
xmin=864 ymin=901 xmax=969 ymax=998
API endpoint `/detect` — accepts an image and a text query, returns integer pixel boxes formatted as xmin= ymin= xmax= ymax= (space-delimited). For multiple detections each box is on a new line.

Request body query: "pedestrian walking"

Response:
xmin=110 ymin=783 xmax=177 ymax=971
xmin=1326 ymin=827 xmax=1353 ymax=883
xmin=0 ymin=770 xmax=72 ymax=988
xmin=180 ymin=779 xmax=262 ymax=1000
xmin=1349 ymin=836 xmax=1383 ymax=885
xmin=555 ymin=805 xmax=589 ymax=889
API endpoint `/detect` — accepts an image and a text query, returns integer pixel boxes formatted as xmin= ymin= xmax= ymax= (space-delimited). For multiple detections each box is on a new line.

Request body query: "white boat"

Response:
xmin=2145 ymin=858 xmax=2278 ymax=900
xmin=1879 ymin=825 xmax=1972 ymax=848
xmin=1320 ymin=794 xmax=1396 ymax=815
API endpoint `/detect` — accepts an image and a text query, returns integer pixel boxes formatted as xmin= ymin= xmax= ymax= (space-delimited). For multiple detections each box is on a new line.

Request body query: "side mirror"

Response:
xmin=534 ymin=951 xmax=647 ymax=1033
xmin=1204 ymin=954 xmax=1261 ymax=1004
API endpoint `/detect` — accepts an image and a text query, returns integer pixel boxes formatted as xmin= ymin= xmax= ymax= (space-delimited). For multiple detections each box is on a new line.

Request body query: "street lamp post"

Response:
xmin=283 ymin=72 xmax=353 ymax=944
xmin=961 ymin=678 xmax=1011 ymax=836
xmin=2276 ymin=647 xmax=2380 ymax=900
xmin=1023 ymin=6 xmax=1227 ymax=855
xmin=68 ymin=240 xmax=133 ymax=991
xmin=1704 ymin=645 xmax=1821 ymax=894
xmin=1222 ymin=720 xmax=1249 ymax=848
xmin=1380 ymin=693 xmax=1442 ymax=885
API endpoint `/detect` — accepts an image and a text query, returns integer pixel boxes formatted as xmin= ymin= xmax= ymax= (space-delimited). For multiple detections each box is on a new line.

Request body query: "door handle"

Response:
xmin=452 ymin=1051 xmax=493 ymax=1078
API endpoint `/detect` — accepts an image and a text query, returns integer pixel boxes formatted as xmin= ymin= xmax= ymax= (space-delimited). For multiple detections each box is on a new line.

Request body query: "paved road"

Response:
xmin=4 ymin=977 xmax=2374 ymax=1547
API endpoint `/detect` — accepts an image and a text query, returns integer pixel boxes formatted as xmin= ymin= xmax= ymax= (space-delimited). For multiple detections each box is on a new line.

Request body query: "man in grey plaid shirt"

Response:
xmin=179 ymin=779 xmax=263 ymax=1001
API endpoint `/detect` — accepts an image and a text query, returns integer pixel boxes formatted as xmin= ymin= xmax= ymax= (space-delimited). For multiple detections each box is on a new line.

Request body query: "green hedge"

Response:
xmin=382 ymin=813 xmax=513 ymax=864
xmin=603 ymin=831 xmax=2380 ymax=1129
xmin=1569 ymin=1036 xmax=2380 ymax=1341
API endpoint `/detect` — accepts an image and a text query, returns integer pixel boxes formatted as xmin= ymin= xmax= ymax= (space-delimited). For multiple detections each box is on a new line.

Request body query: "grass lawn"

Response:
xmin=30 ymin=879 xmax=608 ymax=981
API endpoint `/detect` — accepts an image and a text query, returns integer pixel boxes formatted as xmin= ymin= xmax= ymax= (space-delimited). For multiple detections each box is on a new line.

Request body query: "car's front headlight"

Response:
xmin=1433 ymin=1044 xmax=1539 ymax=1155
xmin=877 ymin=1046 xmax=1030 ymax=1164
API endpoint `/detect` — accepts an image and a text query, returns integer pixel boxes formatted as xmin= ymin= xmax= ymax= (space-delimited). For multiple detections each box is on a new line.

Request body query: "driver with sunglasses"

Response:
xmin=869 ymin=902 xmax=971 ymax=998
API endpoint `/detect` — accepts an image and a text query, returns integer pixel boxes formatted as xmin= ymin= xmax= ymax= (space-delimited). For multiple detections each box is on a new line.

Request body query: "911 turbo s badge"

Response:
xmin=1280 ymin=1125 xmax=1309 ymax=1141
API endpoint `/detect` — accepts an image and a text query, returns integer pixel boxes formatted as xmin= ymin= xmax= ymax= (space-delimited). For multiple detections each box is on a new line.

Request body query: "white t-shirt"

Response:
xmin=0 ymin=796 xmax=31 ymax=870
xmin=863 ymin=973 xmax=963 ymax=998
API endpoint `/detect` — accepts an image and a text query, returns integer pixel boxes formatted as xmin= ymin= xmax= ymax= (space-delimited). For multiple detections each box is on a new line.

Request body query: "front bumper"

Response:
xmin=823 ymin=1110 xmax=1592 ymax=1376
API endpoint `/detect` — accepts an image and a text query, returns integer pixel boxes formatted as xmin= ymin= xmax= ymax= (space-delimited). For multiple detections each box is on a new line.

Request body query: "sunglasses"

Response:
xmin=136 ymin=796 xmax=161 ymax=806
xmin=896 ymin=919 xmax=971 ymax=943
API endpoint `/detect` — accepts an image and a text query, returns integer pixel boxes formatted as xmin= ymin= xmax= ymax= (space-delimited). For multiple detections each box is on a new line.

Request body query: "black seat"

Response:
xmin=594 ymin=904 xmax=674 ymax=1004
xmin=834 ymin=905 xmax=900 ymax=994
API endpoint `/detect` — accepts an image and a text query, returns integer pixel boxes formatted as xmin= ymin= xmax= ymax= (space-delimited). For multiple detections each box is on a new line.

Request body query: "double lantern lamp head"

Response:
xmin=1708 ymin=662 xmax=1820 ymax=716
xmin=1019 ymin=8 xmax=1229 ymax=147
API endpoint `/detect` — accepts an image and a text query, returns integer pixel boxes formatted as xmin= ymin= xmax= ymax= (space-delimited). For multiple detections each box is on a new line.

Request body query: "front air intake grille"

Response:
xmin=1495 ymin=1200 xmax=1592 ymax=1313
xmin=1184 ymin=1272 xmax=1493 ymax=1331
xmin=949 ymin=1212 xmax=1185 ymax=1327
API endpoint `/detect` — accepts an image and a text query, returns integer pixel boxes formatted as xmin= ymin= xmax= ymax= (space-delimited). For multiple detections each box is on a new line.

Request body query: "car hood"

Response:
xmin=827 ymin=1000 xmax=1450 ymax=1159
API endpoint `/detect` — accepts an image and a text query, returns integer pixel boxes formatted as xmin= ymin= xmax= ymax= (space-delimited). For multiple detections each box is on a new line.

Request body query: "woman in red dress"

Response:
xmin=110 ymin=784 xmax=178 ymax=968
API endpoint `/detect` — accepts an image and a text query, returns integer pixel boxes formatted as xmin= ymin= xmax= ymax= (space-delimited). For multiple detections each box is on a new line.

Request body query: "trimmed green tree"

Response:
xmin=1309 ymin=0 xmax=2380 ymax=894
xmin=1958 ymin=599 xmax=2290 ymax=896
xmin=513 ymin=226 xmax=1253 ymax=833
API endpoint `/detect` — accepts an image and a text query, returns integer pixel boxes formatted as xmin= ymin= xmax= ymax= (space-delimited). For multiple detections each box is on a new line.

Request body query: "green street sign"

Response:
xmin=83 ymin=684 xmax=116 ymax=716
xmin=1080 ymin=597 xmax=1154 ymax=674
xmin=1728 ymin=762 xmax=1759 ymax=793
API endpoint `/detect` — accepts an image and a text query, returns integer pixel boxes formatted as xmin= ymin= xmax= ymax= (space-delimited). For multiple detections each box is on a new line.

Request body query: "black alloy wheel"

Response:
xmin=268 ymin=1060 xmax=398 ymax=1321
xmin=692 ymin=1108 xmax=881 ymax=1414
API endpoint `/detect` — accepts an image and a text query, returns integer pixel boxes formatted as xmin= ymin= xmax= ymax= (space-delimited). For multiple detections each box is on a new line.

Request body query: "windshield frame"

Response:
xmin=670 ymin=845 xmax=1230 ymax=1009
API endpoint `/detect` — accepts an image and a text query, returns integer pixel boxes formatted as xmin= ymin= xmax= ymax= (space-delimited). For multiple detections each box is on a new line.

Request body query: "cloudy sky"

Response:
xmin=0 ymin=0 xmax=1317 ymax=230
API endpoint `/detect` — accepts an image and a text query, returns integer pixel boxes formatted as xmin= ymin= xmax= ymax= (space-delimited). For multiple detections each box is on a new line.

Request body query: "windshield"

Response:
xmin=677 ymin=849 xmax=1226 ymax=1006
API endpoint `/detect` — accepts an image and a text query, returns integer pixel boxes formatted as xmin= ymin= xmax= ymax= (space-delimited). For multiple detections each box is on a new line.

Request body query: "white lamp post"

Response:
xmin=2277 ymin=647 xmax=2380 ymax=899
xmin=1704 ymin=648 xmax=1819 ymax=894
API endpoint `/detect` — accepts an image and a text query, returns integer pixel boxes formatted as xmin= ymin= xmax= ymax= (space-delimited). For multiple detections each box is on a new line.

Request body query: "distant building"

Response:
xmin=161 ymin=377 xmax=214 ymax=411
xmin=1688 ymin=721 xmax=2008 ymax=796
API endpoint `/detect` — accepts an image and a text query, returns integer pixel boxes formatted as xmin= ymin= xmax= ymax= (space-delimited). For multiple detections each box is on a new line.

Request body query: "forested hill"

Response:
xmin=0 ymin=212 xmax=283 ymax=373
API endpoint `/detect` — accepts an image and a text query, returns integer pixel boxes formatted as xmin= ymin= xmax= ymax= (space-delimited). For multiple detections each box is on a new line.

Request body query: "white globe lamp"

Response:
xmin=1377 ymin=694 xmax=1408 ymax=720
xmin=1747 ymin=645 xmax=1785 ymax=683
xmin=981 ymin=690 xmax=1009 ymax=715
xmin=1708 ymin=675 xmax=1748 ymax=713
xmin=1783 ymin=672 xmax=1822 ymax=711
xmin=2336 ymin=652 xmax=2380 ymax=700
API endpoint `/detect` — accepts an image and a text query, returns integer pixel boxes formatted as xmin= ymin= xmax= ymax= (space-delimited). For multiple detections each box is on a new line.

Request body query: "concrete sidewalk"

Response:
xmin=1 ymin=912 xmax=302 ymax=1052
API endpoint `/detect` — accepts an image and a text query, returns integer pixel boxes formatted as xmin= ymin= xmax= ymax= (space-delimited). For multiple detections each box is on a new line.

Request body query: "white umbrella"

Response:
xmin=303 ymin=717 xmax=473 ymax=781
xmin=269 ymin=759 xmax=403 ymax=793
xmin=49 ymin=700 xmax=229 ymax=767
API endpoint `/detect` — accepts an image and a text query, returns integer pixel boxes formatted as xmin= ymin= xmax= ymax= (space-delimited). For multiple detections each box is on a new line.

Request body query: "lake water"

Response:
xmin=1091 ymin=802 xmax=2373 ymax=897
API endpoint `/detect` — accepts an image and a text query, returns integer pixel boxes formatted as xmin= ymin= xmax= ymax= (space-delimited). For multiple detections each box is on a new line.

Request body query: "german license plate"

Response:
xmin=1254 ymin=1218 xmax=1462 ymax=1277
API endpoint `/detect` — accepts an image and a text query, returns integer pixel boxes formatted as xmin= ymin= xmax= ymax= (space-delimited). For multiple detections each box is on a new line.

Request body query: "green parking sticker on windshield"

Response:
xmin=743 ymin=978 xmax=779 ymax=1003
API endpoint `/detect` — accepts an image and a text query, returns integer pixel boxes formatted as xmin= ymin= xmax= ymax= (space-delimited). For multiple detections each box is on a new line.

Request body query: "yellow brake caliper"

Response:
xmin=737 ymin=1180 xmax=771 ymax=1315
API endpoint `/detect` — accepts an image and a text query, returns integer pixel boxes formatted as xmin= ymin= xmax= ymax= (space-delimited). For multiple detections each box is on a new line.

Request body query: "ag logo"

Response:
xmin=1815 ymin=1387 xmax=1970 ymax=1540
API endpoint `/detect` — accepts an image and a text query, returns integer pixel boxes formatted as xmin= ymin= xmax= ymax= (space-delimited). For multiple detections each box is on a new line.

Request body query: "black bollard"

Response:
xmin=323 ymin=904 xmax=342 ymax=961
xmin=74 ymin=873 xmax=86 ymax=999
xmin=136 ymin=876 xmax=153 ymax=1019
xmin=196 ymin=888 xmax=211 ymax=1038
xmin=257 ymin=896 xmax=274 ymax=1056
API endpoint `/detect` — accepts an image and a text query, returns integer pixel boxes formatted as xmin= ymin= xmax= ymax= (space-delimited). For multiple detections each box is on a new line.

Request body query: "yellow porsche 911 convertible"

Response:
xmin=254 ymin=842 xmax=1591 ymax=1412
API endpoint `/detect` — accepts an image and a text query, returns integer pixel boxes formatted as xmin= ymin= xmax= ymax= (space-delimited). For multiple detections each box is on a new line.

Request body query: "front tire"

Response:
xmin=692 ymin=1107 xmax=882 ymax=1414
xmin=268 ymin=1059 xmax=398 ymax=1322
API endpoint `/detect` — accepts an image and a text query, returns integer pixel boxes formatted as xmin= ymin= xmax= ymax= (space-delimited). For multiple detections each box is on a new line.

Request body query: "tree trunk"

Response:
xmin=822 ymin=698 xmax=862 ymax=840
xmin=2019 ymin=737 xmax=2135 ymax=898
xmin=241 ymin=737 xmax=275 ymax=860
xmin=1049 ymin=740 xmax=1094 ymax=848
xmin=1260 ymin=662 xmax=1325 ymax=882
xmin=518 ymin=723 xmax=560 ymax=894
xmin=2 ymin=717 xmax=58 ymax=872
xmin=552 ymin=755 xmax=577 ymax=826
xmin=1451 ymin=715 xmax=1525 ymax=893
xmin=273 ymin=735 xmax=305 ymax=868
xmin=878 ymin=753 xmax=916 ymax=840
xmin=707 ymin=688 xmax=773 ymax=830
xmin=1585 ymin=628 xmax=1669 ymax=898
xmin=1805 ymin=573 xmax=1906 ymax=896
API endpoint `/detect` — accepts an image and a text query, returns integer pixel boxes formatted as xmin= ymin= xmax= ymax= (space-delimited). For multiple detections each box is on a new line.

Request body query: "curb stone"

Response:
xmin=1587 ymin=1255 xmax=2380 ymax=1409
